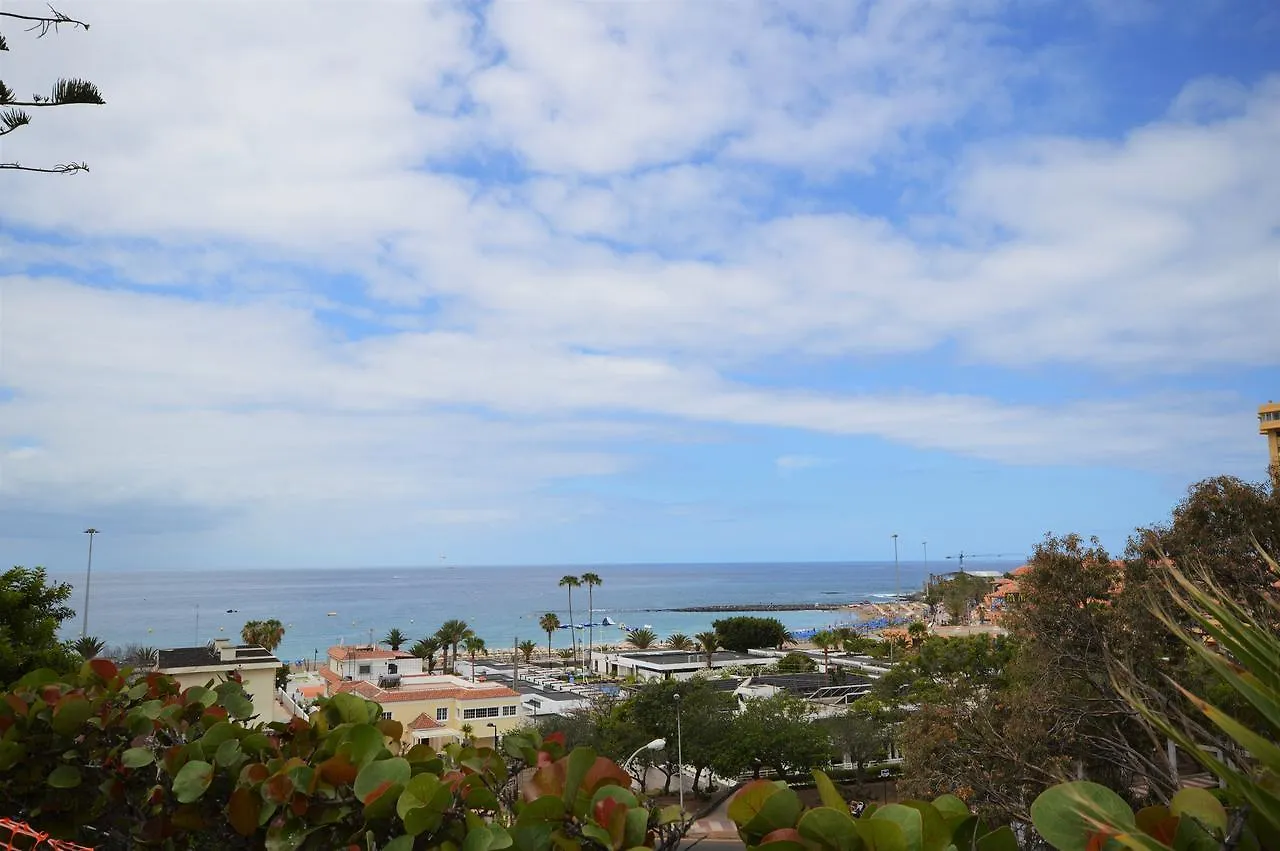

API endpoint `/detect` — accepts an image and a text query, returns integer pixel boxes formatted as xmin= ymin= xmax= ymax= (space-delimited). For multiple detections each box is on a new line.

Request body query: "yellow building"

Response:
xmin=156 ymin=638 xmax=282 ymax=724
xmin=1262 ymin=402 xmax=1280 ymax=468
xmin=320 ymin=669 xmax=524 ymax=750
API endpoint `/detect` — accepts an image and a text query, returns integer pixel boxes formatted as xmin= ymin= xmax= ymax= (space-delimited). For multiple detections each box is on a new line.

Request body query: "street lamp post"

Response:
xmin=486 ymin=722 xmax=499 ymax=750
xmin=81 ymin=528 xmax=99 ymax=639
xmin=672 ymin=692 xmax=684 ymax=813
xmin=621 ymin=737 xmax=666 ymax=791
xmin=891 ymin=533 xmax=899 ymax=600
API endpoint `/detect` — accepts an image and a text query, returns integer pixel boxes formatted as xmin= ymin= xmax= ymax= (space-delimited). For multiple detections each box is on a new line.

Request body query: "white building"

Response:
xmin=591 ymin=649 xmax=773 ymax=682
xmin=157 ymin=638 xmax=282 ymax=724
xmin=325 ymin=644 xmax=423 ymax=684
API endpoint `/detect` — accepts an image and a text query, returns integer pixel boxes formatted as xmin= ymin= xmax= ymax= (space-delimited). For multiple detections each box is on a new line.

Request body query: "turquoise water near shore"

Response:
xmin=49 ymin=560 xmax=1015 ymax=664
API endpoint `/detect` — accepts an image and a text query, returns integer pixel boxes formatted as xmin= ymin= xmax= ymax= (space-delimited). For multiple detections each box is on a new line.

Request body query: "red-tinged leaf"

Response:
xmin=1086 ymin=830 xmax=1114 ymax=851
xmin=202 ymin=705 xmax=228 ymax=722
xmin=361 ymin=779 xmax=393 ymax=806
xmin=579 ymin=756 xmax=630 ymax=797
xmin=318 ymin=753 xmax=358 ymax=786
xmin=290 ymin=791 xmax=309 ymax=817
xmin=263 ymin=772 xmax=295 ymax=804
xmin=241 ymin=762 xmax=271 ymax=785
xmin=89 ymin=658 xmax=118 ymax=682
xmin=595 ymin=796 xmax=625 ymax=826
xmin=228 ymin=787 xmax=260 ymax=837
xmin=41 ymin=685 xmax=63 ymax=704
xmin=4 ymin=694 xmax=26 ymax=715
xmin=544 ymin=732 xmax=566 ymax=748
xmin=761 ymin=828 xmax=805 ymax=844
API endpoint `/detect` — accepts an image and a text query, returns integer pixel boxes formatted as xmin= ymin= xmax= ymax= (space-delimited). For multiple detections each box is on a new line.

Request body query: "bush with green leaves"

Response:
xmin=0 ymin=659 xmax=684 ymax=849
xmin=725 ymin=770 xmax=1014 ymax=851
xmin=1029 ymin=553 xmax=1280 ymax=850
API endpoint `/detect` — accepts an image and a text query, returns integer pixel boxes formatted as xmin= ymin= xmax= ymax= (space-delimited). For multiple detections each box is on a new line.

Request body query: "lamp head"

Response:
xmin=646 ymin=738 xmax=666 ymax=751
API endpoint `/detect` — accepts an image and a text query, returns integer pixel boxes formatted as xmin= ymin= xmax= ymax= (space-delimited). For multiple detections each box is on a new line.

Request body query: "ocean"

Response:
xmin=48 ymin=560 xmax=1014 ymax=664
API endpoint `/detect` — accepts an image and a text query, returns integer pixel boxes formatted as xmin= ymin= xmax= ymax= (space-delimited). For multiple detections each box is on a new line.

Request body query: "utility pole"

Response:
xmin=673 ymin=692 xmax=684 ymax=813
xmin=81 ymin=528 xmax=99 ymax=639
xmin=891 ymin=533 xmax=899 ymax=599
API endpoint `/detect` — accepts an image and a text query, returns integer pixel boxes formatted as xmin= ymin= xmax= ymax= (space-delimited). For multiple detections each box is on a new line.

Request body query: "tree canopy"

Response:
xmin=712 ymin=615 xmax=790 ymax=652
xmin=0 ymin=566 xmax=77 ymax=686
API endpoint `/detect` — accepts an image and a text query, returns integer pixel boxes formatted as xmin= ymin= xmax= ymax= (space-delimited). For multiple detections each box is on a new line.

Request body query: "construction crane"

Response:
xmin=944 ymin=551 xmax=1014 ymax=571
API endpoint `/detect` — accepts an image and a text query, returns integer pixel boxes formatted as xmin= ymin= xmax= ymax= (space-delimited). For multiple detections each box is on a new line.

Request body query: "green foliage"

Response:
xmin=694 ymin=631 xmax=720 ymax=666
xmin=71 ymin=635 xmax=106 ymax=660
xmin=776 ymin=651 xmax=819 ymax=673
xmin=0 ymin=660 xmax=686 ymax=849
xmin=382 ymin=628 xmax=408 ymax=651
xmin=924 ymin=573 xmax=992 ymax=624
xmin=714 ymin=694 xmax=831 ymax=781
xmin=713 ymin=616 xmax=792 ymax=652
xmin=0 ymin=566 xmax=77 ymax=686
xmin=627 ymin=628 xmax=658 ymax=649
xmin=665 ymin=633 xmax=693 ymax=650
xmin=726 ymin=770 xmax=1014 ymax=851
xmin=239 ymin=618 xmax=285 ymax=652
xmin=518 ymin=639 xmax=538 ymax=662
xmin=410 ymin=636 xmax=443 ymax=674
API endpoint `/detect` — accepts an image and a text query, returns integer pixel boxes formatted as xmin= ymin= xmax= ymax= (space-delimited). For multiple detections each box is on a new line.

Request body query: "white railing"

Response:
xmin=276 ymin=688 xmax=309 ymax=720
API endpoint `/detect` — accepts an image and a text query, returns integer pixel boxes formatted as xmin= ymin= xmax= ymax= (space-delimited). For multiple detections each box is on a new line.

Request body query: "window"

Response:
xmin=502 ymin=705 xmax=517 ymax=716
xmin=387 ymin=663 xmax=398 ymax=674
xmin=380 ymin=711 xmax=392 ymax=720
xmin=436 ymin=707 xmax=448 ymax=721
xmin=463 ymin=706 xmax=500 ymax=720
xmin=358 ymin=664 xmax=371 ymax=675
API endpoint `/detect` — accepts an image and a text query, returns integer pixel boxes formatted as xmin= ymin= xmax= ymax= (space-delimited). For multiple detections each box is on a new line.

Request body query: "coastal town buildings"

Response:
xmin=1261 ymin=401 xmax=1280 ymax=467
xmin=325 ymin=644 xmax=423 ymax=683
xmin=318 ymin=669 xmax=523 ymax=749
xmin=156 ymin=638 xmax=281 ymax=724
xmin=591 ymin=649 xmax=774 ymax=681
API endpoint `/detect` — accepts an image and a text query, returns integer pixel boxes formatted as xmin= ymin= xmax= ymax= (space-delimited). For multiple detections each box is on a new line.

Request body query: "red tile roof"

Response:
xmin=408 ymin=712 xmax=444 ymax=730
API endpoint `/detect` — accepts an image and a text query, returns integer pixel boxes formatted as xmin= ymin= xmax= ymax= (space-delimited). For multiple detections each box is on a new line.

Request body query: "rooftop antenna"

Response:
xmin=944 ymin=551 xmax=1013 ymax=571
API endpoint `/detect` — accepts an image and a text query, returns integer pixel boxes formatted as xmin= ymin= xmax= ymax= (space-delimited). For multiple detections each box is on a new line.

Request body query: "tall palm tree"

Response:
xmin=666 ymin=632 xmax=694 ymax=650
xmin=694 ymin=631 xmax=720 ymax=668
xmin=241 ymin=619 xmax=285 ymax=652
xmin=518 ymin=639 xmax=537 ymax=664
xmin=463 ymin=635 xmax=487 ymax=680
xmin=435 ymin=619 xmax=472 ymax=675
xmin=626 ymin=627 xmax=657 ymax=649
xmin=539 ymin=612 xmax=561 ymax=663
xmin=72 ymin=635 xmax=105 ymax=659
xmin=812 ymin=629 xmax=838 ymax=673
xmin=907 ymin=620 xmax=929 ymax=647
xmin=581 ymin=572 xmax=602 ymax=671
xmin=382 ymin=628 xmax=408 ymax=651
xmin=410 ymin=636 xmax=442 ymax=674
xmin=558 ymin=575 xmax=582 ymax=668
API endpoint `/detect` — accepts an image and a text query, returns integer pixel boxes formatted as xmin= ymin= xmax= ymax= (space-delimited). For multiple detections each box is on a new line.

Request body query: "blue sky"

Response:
xmin=1 ymin=0 xmax=1277 ymax=571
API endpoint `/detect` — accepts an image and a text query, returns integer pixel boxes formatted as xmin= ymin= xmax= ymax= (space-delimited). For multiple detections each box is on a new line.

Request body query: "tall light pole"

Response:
xmin=81 ymin=527 xmax=99 ymax=639
xmin=891 ymin=533 xmax=899 ymax=599
xmin=672 ymin=692 xmax=684 ymax=813
xmin=622 ymin=737 xmax=666 ymax=791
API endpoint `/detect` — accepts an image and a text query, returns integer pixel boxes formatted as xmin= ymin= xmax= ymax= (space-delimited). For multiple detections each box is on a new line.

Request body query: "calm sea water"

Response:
xmin=48 ymin=561 xmax=1013 ymax=664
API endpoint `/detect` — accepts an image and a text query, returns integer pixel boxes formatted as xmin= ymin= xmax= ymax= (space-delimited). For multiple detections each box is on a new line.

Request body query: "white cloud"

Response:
xmin=1 ymin=0 xmax=1275 ymax=557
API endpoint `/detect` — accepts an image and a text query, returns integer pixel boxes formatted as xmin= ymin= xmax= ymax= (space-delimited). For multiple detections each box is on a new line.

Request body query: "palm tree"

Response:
xmin=518 ymin=639 xmax=537 ymax=664
xmin=665 ymin=632 xmax=693 ymax=650
xmin=435 ymin=619 xmax=472 ymax=675
xmin=907 ymin=620 xmax=929 ymax=647
xmin=694 ymin=631 xmax=720 ymax=668
xmin=626 ymin=627 xmax=657 ymax=649
xmin=240 ymin=619 xmax=285 ymax=652
xmin=539 ymin=612 xmax=561 ymax=664
xmin=558 ymin=575 xmax=582 ymax=668
xmin=72 ymin=635 xmax=105 ymax=659
xmin=812 ymin=629 xmax=838 ymax=673
xmin=410 ymin=636 xmax=442 ymax=674
xmin=382 ymin=628 xmax=408 ymax=651
xmin=125 ymin=645 xmax=158 ymax=668
xmin=556 ymin=648 xmax=575 ymax=667
xmin=463 ymin=635 xmax=487 ymax=680
xmin=581 ymin=572 xmax=602 ymax=671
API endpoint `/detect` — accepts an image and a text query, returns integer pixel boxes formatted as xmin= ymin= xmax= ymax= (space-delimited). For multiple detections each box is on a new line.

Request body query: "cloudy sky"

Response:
xmin=1 ymin=0 xmax=1277 ymax=571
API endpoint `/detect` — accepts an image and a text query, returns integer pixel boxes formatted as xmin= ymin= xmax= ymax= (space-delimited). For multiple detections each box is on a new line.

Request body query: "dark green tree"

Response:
xmin=715 ymin=693 xmax=831 ymax=782
xmin=0 ymin=566 xmax=77 ymax=685
xmin=0 ymin=5 xmax=104 ymax=174
xmin=712 ymin=616 xmax=790 ymax=652
xmin=382 ymin=628 xmax=407 ymax=651
xmin=774 ymin=651 xmax=817 ymax=673
xmin=627 ymin=679 xmax=734 ymax=793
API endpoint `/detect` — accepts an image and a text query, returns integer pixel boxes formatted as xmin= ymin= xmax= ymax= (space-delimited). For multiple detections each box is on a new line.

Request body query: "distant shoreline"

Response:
xmin=658 ymin=600 xmax=888 ymax=613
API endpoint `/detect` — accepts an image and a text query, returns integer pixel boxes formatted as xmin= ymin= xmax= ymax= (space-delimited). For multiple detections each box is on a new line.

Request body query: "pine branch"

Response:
xmin=0 ymin=161 xmax=90 ymax=174
xmin=0 ymin=108 xmax=32 ymax=135
xmin=0 ymin=5 xmax=90 ymax=37
xmin=0 ymin=32 xmax=9 ymax=51
xmin=6 ymin=77 xmax=104 ymax=107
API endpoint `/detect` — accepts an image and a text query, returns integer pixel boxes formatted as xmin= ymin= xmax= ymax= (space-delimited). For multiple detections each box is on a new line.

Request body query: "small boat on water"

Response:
xmin=326 ymin=612 xmax=337 ymax=617
xmin=601 ymin=616 xmax=616 ymax=626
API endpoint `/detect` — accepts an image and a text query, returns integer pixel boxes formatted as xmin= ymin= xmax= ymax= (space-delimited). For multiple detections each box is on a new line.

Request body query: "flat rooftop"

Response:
xmin=623 ymin=650 xmax=765 ymax=666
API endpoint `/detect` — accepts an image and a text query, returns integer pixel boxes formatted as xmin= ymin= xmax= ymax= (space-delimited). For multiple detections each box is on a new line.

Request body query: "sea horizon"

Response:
xmin=48 ymin=559 xmax=1020 ymax=665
